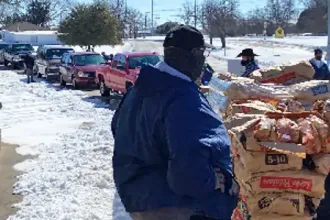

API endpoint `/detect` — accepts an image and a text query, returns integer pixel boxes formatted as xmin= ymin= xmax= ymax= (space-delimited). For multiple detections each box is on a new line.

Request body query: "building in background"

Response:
xmin=2 ymin=22 xmax=50 ymax=32
xmin=0 ymin=22 xmax=62 ymax=45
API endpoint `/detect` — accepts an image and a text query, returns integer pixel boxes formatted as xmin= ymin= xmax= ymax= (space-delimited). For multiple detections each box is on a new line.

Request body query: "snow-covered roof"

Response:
xmin=6 ymin=31 xmax=58 ymax=35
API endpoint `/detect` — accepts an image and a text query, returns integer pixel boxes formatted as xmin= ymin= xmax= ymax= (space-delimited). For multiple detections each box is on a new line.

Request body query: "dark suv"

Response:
xmin=3 ymin=43 xmax=35 ymax=69
xmin=34 ymin=45 xmax=74 ymax=80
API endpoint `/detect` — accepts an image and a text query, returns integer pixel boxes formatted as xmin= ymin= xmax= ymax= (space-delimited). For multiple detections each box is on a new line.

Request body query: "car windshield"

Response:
xmin=74 ymin=54 xmax=104 ymax=66
xmin=128 ymin=55 xmax=163 ymax=69
xmin=12 ymin=44 xmax=33 ymax=52
xmin=46 ymin=48 xmax=74 ymax=59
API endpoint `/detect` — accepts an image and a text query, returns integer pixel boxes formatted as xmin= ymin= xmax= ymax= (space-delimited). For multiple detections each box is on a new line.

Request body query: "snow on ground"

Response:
xmin=0 ymin=43 xmax=134 ymax=220
xmin=229 ymin=36 xmax=327 ymax=49
xmin=211 ymin=38 xmax=313 ymax=68
xmin=0 ymin=71 xmax=132 ymax=220
xmin=0 ymin=37 xmax=322 ymax=220
xmin=138 ymin=35 xmax=316 ymax=72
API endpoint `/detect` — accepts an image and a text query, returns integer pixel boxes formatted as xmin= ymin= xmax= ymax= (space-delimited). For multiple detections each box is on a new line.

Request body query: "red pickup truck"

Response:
xmin=95 ymin=52 xmax=163 ymax=96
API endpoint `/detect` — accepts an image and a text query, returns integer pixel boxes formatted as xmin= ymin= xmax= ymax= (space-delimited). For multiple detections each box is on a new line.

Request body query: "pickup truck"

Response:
xmin=3 ymin=43 xmax=35 ymax=69
xmin=95 ymin=52 xmax=163 ymax=96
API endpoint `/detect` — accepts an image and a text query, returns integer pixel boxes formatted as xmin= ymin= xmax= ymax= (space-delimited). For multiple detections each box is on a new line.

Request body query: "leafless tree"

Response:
xmin=48 ymin=0 xmax=75 ymax=24
xmin=201 ymin=0 xmax=239 ymax=47
xmin=300 ymin=0 xmax=326 ymax=8
xmin=180 ymin=0 xmax=194 ymax=25
xmin=265 ymin=0 xmax=296 ymax=29
xmin=125 ymin=7 xmax=143 ymax=38
xmin=0 ymin=0 xmax=75 ymax=26
xmin=243 ymin=7 xmax=267 ymax=35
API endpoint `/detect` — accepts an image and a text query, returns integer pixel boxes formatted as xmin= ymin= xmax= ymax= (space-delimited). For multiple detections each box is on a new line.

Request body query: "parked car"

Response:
xmin=96 ymin=52 xmax=163 ymax=96
xmin=59 ymin=52 xmax=104 ymax=89
xmin=34 ymin=45 xmax=74 ymax=80
xmin=0 ymin=42 xmax=9 ymax=64
xmin=3 ymin=43 xmax=35 ymax=69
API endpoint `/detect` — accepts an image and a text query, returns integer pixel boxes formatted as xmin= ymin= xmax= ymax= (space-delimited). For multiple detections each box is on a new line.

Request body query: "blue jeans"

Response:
xmin=26 ymin=68 xmax=34 ymax=83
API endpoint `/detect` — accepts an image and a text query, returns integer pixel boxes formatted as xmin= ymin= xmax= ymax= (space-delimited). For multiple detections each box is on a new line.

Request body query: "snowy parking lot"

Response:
xmin=0 ymin=36 xmax=325 ymax=219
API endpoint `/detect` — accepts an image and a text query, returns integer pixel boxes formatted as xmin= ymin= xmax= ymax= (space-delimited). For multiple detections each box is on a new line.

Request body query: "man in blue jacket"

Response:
xmin=310 ymin=49 xmax=330 ymax=80
xmin=111 ymin=24 xmax=239 ymax=220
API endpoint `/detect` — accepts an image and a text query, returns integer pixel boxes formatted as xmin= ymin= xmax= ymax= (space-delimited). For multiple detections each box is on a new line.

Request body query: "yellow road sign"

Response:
xmin=275 ymin=27 xmax=284 ymax=38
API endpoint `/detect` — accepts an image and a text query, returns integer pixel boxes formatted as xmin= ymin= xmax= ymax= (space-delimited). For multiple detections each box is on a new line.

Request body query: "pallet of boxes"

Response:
xmin=208 ymin=60 xmax=330 ymax=220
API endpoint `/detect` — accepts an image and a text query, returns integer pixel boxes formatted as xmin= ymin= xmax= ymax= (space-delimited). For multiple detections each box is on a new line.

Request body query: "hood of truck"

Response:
xmin=48 ymin=59 xmax=61 ymax=65
xmin=128 ymin=68 xmax=141 ymax=75
xmin=13 ymin=51 xmax=31 ymax=56
xmin=74 ymin=65 xmax=100 ymax=72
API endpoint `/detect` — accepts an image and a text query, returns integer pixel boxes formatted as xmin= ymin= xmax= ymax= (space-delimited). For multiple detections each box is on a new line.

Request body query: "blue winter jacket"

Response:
xmin=310 ymin=59 xmax=330 ymax=80
xmin=315 ymin=172 xmax=330 ymax=219
xmin=111 ymin=64 xmax=237 ymax=219
xmin=241 ymin=61 xmax=260 ymax=77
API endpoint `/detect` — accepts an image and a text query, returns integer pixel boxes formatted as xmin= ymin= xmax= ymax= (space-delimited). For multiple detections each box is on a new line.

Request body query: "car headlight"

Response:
xmin=14 ymin=55 xmax=21 ymax=59
xmin=77 ymin=71 xmax=85 ymax=77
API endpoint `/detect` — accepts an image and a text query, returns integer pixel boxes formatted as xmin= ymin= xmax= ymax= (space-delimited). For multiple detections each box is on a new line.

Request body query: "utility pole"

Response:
xmin=327 ymin=0 xmax=330 ymax=64
xmin=144 ymin=12 xmax=149 ymax=39
xmin=151 ymin=0 xmax=154 ymax=36
xmin=263 ymin=20 xmax=267 ymax=41
xmin=194 ymin=0 xmax=197 ymax=28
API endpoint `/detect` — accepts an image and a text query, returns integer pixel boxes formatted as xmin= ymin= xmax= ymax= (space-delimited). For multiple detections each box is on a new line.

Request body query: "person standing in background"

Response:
xmin=310 ymin=49 xmax=330 ymax=80
xmin=237 ymin=48 xmax=260 ymax=77
xmin=21 ymin=52 xmax=35 ymax=83
xmin=101 ymin=52 xmax=110 ymax=61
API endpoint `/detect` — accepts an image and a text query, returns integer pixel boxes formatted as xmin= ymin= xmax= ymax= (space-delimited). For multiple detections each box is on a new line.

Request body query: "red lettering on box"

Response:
xmin=260 ymin=176 xmax=312 ymax=192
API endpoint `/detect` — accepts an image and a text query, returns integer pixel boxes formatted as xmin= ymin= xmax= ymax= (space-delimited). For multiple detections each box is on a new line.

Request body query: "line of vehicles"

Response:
xmin=0 ymin=42 xmax=163 ymax=96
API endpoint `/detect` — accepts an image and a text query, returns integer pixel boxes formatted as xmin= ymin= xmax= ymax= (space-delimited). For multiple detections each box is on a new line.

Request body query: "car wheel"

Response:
xmin=4 ymin=60 xmax=8 ymax=67
xmin=12 ymin=62 xmax=18 ymax=70
xmin=100 ymin=81 xmax=110 ymax=97
xmin=72 ymin=79 xmax=80 ymax=90
xmin=59 ymin=74 xmax=66 ymax=86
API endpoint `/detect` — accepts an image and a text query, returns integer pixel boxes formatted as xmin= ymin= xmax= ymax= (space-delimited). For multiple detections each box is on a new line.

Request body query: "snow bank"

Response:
xmin=0 ymin=70 xmax=131 ymax=219
xmin=208 ymin=38 xmax=312 ymax=69
xmin=229 ymin=36 xmax=327 ymax=48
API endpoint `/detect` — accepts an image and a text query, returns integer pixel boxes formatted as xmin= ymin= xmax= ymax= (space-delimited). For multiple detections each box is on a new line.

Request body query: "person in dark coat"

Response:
xmin=109 ymin=54 xmax=114 ymax=61
xmin=237 ymin=48 xmax=260 ymax=77
xmin=21 ymin=52 xmax=35 ymax=83
xmin=310 ymin=49 xmax=330 ymax=80
xmin=111 ymin=24 xmax=239 ymax=220
xmin=101 ymin=51 xmax=110 ymax=61
xmin=314 ymin=172 xmax=330 ymax=219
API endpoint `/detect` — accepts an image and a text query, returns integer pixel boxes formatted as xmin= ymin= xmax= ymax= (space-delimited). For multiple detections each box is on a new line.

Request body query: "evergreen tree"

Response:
xmin=58 ymin=2 xmax=121 ymax=48
xmin=25 ymin=0 xmax=51 ymax=27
